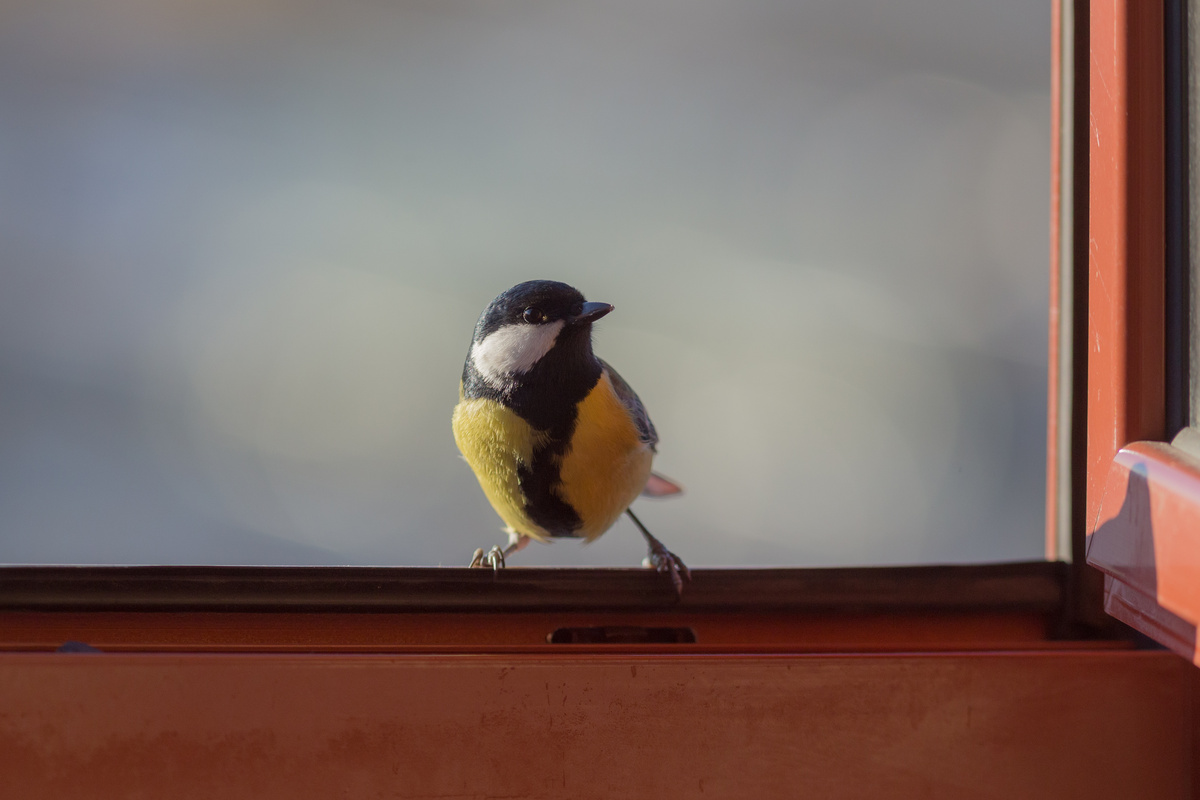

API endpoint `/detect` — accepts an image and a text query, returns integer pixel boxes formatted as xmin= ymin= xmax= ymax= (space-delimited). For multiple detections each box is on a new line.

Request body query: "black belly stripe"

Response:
xmin=461 ymin=331 xmax=603 ymax=537
xmin=518 ymin=437 xmax=582 ymax=537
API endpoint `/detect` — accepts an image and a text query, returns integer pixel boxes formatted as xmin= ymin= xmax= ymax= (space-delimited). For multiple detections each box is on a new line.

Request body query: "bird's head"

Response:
xmin=468 ymin=280 xmax=612 ymax=388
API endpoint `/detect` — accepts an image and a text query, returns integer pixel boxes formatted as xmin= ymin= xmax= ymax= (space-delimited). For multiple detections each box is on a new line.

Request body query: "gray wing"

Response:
xmin=601 ymin=359 xmax=658 ymax=449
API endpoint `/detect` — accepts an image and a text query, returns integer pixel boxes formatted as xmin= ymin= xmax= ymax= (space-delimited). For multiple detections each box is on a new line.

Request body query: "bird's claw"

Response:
xmin=642 ymin=543 xmax=691 ymax=596
xmin=468 ymin=546 xmax=506 ymax=571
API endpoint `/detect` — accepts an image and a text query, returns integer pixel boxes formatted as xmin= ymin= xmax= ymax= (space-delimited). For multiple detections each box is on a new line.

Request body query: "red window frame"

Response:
xmin=1070 ymin=0 xmax=1200 ymax=664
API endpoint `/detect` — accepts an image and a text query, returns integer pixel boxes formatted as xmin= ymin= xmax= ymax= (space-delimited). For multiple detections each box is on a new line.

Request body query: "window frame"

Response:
xmin=1077 ymin=0 xmax=1200 ymax=665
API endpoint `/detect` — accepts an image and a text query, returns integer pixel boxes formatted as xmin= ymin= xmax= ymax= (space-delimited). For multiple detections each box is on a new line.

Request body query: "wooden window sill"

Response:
xmin=0 ymin=562 xmax=1068 ymax=652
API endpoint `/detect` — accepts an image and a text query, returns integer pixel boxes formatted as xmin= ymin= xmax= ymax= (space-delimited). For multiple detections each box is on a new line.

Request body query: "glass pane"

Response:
xmin=0 ymin=1 xmax=1049 ymax=567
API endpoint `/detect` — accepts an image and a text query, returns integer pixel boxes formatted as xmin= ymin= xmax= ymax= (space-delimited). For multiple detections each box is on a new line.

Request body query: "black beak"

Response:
xmin=572 ymin=301 xmax=614 ymax=325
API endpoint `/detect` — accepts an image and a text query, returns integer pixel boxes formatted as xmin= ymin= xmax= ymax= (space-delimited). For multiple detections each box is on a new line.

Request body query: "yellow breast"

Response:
xmin=452 ymin=371 xmax=653 ymax=543
xmin=451 ymin=393 xmax=552 ymax=541
xmin=558 ymin=371 xmax=654 ymax=540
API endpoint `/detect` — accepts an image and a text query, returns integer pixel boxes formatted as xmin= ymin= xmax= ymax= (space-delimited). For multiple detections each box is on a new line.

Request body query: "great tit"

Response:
xmin=452 ymin=280 xmax=689 ymax=593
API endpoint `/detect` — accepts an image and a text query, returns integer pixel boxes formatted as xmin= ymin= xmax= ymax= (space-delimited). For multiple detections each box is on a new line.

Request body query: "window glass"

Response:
xmin=0 ymin=1 xmax=1049 ymax=567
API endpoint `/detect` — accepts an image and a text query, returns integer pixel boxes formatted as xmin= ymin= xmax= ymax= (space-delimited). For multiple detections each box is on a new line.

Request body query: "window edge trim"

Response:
xmin=1087 ymin=440 xmax=1200 ymax=664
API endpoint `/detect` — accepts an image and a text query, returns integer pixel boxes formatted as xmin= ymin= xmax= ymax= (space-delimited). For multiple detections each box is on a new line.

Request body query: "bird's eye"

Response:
xmin=523 ymin=307 xmax=544 ymax=324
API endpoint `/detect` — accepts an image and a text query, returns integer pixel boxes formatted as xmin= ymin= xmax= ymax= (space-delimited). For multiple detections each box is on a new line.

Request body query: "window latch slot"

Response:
xmin=547 ymin=626 xmax=696 ymax=644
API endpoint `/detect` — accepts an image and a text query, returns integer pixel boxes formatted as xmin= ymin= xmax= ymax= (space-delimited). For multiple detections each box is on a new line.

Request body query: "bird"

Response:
xmin=451 ymin=280 xmax=689 ymax=593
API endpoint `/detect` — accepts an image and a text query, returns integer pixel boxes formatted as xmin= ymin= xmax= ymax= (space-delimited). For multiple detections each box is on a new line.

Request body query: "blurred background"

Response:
xmin=0 ymin=0 xmax=1049 ymax=567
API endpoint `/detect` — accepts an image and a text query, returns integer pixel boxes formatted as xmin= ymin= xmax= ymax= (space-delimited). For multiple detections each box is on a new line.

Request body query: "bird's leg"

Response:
xmin=468 ymin=534 xmax=528 ymax=571
xmin=468 ymin=545 xmax=506 ymax=570
xmin=626 ymin=508 xmax=690 ymax=596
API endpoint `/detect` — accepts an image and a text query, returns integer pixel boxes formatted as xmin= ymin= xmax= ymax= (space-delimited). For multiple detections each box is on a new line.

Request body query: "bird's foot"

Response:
xmin=468 ymin=546 xmax=506 ymax=571
xmin=642 ymin=541 xmax=691 ymax=596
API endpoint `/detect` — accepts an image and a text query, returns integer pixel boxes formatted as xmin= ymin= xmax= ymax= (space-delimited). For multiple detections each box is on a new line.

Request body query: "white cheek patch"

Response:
xmin=472 ymin=320 xmax=565 ymax=384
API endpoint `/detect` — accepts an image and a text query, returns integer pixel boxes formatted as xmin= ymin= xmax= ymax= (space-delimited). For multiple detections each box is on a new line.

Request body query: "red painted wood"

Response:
xmin=1087 ymin=0 xmax=1166 ymax=532
xmin=1089 ymin=441 xmax=1200 ymax=663
xmin=0 ymin=651 xmax=1191 ymax=799
xmin=0 ymin=609 xmax=1057 ymax=653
